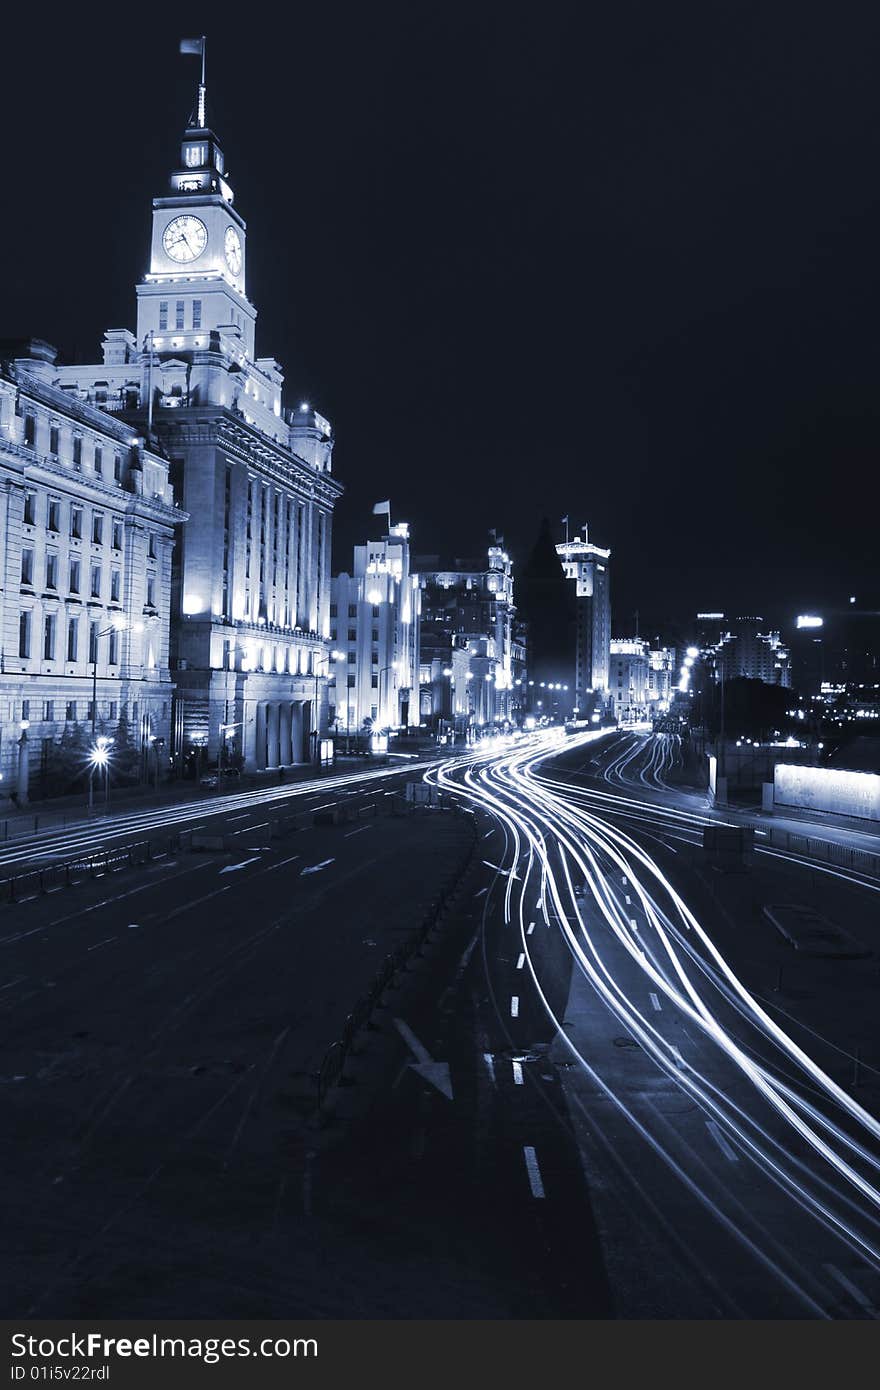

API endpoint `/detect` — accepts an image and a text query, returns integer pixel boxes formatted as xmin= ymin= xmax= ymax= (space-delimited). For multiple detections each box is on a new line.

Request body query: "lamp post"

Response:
xmin=216 ymin=721 xmax=241 ymax=792
xmin=88 ymin=736 xmax=112 ymax=811
xmin=90 ymin=615 xmax=144 ymax=738
xmin=311 ymin=650 xmax=344 ymax=764
xmin=378 ymin=660 xmax=400 ymax=734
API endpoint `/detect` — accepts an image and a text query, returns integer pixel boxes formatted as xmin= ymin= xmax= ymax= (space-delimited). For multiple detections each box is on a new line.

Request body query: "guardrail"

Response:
xmin=761 ymin=826 xmax=880 ymax=879
xmin=313 ymin=809 xmax=480 ymax=1117
xmin=1 ymin=835 xmax=177 ymax=905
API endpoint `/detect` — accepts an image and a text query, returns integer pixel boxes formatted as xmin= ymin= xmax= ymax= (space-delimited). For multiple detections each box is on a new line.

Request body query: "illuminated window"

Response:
xmin=112 ymin=520 xmax=123 ymax=551
xmin=175 ymin=300 xmax=184 ymax=330
xmin=159 ymin=302 xmax=168 ymax=330
xmin=192 ymin=300 xmax=202 ymax=329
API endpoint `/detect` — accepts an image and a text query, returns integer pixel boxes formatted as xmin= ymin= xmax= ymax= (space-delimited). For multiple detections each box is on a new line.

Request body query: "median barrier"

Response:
xmin=190 ymin=832 xmax=229 ymax=852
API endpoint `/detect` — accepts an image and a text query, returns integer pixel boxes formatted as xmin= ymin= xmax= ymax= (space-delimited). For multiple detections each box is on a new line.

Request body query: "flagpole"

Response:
xmin=147 ymin=329 xmax=154 ymax=435
xmin=197 ymin=36 xmax=206 ymax=127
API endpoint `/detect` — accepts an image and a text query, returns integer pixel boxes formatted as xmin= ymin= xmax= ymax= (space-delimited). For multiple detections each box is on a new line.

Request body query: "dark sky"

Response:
xmin=4 ymin=4 xmax=879 ymax=633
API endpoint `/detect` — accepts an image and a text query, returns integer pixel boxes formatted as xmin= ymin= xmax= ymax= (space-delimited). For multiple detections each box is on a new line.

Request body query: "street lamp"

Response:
xmin=311 ymin=650 xmax=345 ymax=763
xmin=378 ymin=659 xmax=400 ymax=733
xmin=88 ymin=735 xmax=112 ymax=811
xmin=90 ymin=614 xmax=144 ymax=738
xmin=216 ymin=721 xmax=242 ymax=790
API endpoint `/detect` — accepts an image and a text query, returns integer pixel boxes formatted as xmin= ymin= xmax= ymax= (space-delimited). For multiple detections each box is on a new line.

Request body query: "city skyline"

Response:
xmin=2 ymin=10 xmax=877 ymax=627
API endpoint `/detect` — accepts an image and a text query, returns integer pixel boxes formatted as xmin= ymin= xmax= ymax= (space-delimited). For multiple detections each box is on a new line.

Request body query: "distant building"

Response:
xmin=417 ymin=544 xmax=523 ymax=732
xmin=0 ymin=341 xmax=183 ymax=799
xmin=608 ymin=639 xmax=676 ymax=721
xmin=695 ymin=614 xmax=791 ymax=688
xmin=556 ymin=528 xmax=611 ymax=715
xmin=330 ymin=523 xmax=420 ymax=737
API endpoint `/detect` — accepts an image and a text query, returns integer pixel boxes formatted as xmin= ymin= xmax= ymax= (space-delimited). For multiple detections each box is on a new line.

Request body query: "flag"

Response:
xmin=561 ymin=514 xmax=569 ymax=525
xmin=372 ymin=500 xmax=391 ymax=516
xmin=180 ymin=37 xmax=204 ymax=56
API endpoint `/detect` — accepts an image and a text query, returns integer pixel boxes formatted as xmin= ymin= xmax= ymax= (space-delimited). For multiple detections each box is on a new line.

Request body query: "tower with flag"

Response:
xmin=53 ymin=37 xmax=344 ymax=774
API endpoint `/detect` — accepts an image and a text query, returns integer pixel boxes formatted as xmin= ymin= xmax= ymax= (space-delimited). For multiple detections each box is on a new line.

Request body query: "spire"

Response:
xmin=179 ymin=36 xmax=207 ymax=130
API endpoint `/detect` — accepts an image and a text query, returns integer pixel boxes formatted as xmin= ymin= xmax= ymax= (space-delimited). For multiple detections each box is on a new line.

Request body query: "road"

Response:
xmin=3 ymin=729 xmax=879 ymax=1317
xmin=424 ymin=728 xmax=880 ymax=1316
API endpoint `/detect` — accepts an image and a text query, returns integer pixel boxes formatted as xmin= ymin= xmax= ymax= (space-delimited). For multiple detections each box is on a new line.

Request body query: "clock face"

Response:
xmin=162 ymin=215 xmax=208 ymax=263
xmin=224 ymin=226 xmax=243 ymax=276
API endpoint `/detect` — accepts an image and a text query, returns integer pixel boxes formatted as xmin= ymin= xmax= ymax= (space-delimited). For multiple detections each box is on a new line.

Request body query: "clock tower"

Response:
xmin=136 ymin=106 xmax=255 ymax=359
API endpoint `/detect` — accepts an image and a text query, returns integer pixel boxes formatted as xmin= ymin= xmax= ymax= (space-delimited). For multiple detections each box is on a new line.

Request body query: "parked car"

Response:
xmin=761 ymin=903 xmax=869 ymax=958
xmin=199 ymin=767 xmax=241 ymax=788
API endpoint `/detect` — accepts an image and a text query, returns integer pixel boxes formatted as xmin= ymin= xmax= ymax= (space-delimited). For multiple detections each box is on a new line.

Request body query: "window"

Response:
xmin=329 ymin=603 xmax=337 ymax=618
xmin=19 ymin=611 xmax=31 ymax=659
xmin=43 ymin=614 xmax=55 ymax=660
xmin=24 ymin=414 xmax=35 ymax=446
xmin=23 ymin=492 xmax=36 ymax=525
xmin=146 ymin=575 xmax=156 ymax=607
xmin=113 ymin=454 xmax=122 ymax=481
xmin=94 ymin=446 xmax=103 ymax=476
xmin=371 ymin=675 xmax=378 ymax=687
xmin=108 ymin=629 xmax=119 ymax=665
xmin=192 ymin=299 xmax=202 ymax=329
xmin=21 ymin=699 xmax=30 ymax=721
xmin=68 ymin=614 xmax=80 ymax=661
xmin=72 ymin=436 xmax=82 ymax=467
xmin=89 ymin=622 xmax=99 ymax=664
xmin=348 ymin=604 xmax=357 ymax=618
xmin=92 ymin=514 xmax=104 ymax=545
xmin=159 ymin=302 xmax=168 ymax=331
xmin=66 ymin=701 xmax=77 ymax=721
xmin=108 ymin=701 xmax=118 ymax=720
xmin=372 ymin=605 xmax=380 ymax=618
xmin=347 ymin=674 xmax=355 ymax=688
xmin=371 ymin=629 xmax=379 ymax=642
xmin=48 ymin=499 xmax=61 ymax=532
xmin=110 ymin=569 xmax=121 ymax=602
xmin=348 ymin=629 xmax=356 ymax=641
xmin=90 ymin=563 xmax=102 ymax=598
xmin=69 ymin=559 xmax=80 ymax=594
xmin=70 ymin=507 xmax=82 ymax=540
xmin=45 ymin=553 xmax=58 ymax=590
xmin=49 ymin=425 xmax=59 ymax=455
xmin=148 ymin=532 xmax=156 ymax=559
xmin=112 ymin=520 xmax=123 ymax=550
xmin=347 ymin=652 xmax=356 ymax=664
xmin=175 ymin=300 xmax=184 ymax=330
xmin=44 ymin=700 xmax=54 ymax=722
xmin=20 ymin=549 xmax=33 ymax=585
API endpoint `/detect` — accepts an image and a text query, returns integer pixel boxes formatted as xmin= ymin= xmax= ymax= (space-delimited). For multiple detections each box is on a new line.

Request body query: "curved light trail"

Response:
xmin=429 ymin=728 xmax=880 ymax=1317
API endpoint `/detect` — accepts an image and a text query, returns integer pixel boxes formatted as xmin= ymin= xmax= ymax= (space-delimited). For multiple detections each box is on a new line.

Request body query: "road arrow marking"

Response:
xmin=300 ymin=858 xmax=335 ymax=876
xmin=219 ymin=858 xmax=261 ymax=875
xmin=393 ymin=1017 xmax=453 ymax=1100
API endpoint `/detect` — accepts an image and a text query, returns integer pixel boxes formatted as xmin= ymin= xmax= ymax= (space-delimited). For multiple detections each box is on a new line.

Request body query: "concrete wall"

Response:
xmin=774 ymin=762 xmax=880 ymax=822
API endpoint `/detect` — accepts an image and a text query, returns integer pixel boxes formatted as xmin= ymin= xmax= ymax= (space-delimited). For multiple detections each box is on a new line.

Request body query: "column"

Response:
xmin=266 ymin=701 xmax=280 ymax=768
xmin=279 ymin=703 xmax=293 ymax=765
xmin=255 ymin=701 xmax=267 ymax=770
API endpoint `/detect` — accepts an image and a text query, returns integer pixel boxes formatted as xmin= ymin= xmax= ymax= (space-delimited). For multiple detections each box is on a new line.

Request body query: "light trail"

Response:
xmin=428 ymin=729 xmax=880 ymax=1315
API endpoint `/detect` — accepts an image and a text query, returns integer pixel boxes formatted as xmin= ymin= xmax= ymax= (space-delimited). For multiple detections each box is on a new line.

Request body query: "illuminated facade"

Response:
xmin=608 ymin=639 xmax=676 ymax=721
xmin=54 ymin=73 xmax=343 ymax=769
xmin=0 ymin=341 xmax=182 ymax=799
xmin=556 ymin=530 xmax=611 ymax=712
xmin=417 ymin=546 xmax=522 ymax=730
xmin=330 ymin=524 xmax=421 ymax=735
xmin=706 ymin=616 xmax=792 ymax=688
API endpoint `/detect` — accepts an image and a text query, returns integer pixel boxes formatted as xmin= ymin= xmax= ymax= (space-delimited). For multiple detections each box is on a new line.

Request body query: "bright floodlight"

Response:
xmin=331 ymin=649 xmax=345 ymax=660
xmin=89 ymin=743 xmax=110 ymax=768
xmin=686 ymin=646 xmax=699 ymax=658
xmin=796 ymin=615 xmax=823 ymax=629
xmin=443 ymin=668 xmax=453 ymax=676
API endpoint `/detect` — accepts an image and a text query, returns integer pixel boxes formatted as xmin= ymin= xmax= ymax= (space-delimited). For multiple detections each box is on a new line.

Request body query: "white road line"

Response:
xmin=705 ymin=1119 xmax=739 ymax=1162
xmin=167 ymin=884 xmax=231 ymax=920
xmin=649 ymin=992 xmax=661 ymax=1012
xmin=621 ymin=876 xmax=628 ymax=886
xmin=526 ymin=921 xmax=536 ymax=935
xmin=523 ymin=1145 xmax=545 ymax=1198
xmin=226 ymin=812 xmax=252 ymax=822
xmin=510 ymin=996 xmax=519 ymax=1018
xmin=87 ymin=937 xmax=117 ymax=952
xmin=625 ymin=894 xmax=631 ymax=905
xmin=516 ymin=952 xmax=525 ymax=969
xmin=300 ymin=858 xmax=335 ymax=876
xmin=344 ymin=824 xmax=373 ymax=837
xmin=474 ymin=886 xmax=489 ymax=898
xmin=629 ymin=918 xmax=639 ymax=933
xmin=823 ymin=1262 xmax=877 ymax=1316
xmin=512 ymin=1060 xmax=524 ymax=1085
xmin=482 ymin=1052 xmax=497 ymax=1087
xmin=219 ymin=858 xmax=261 ymax=875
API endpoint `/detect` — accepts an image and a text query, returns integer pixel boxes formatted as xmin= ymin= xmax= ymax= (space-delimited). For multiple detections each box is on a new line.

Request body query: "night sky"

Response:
xmin=4 ymin=5 xmax=878 ymax=633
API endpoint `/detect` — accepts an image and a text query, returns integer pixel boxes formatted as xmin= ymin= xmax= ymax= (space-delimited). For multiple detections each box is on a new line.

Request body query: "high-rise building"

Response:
xmin=556 ymin=528 xmax=611 ymax=715
xmin=54 ymin=67 xmax=343 ymax=771
xmin=0 ymin=340 xmax=182 ymax=801
xmin=330 ymin=522 xmax=421 ymax=738
xmin=417 ymin=544 xmax=523 ymax=731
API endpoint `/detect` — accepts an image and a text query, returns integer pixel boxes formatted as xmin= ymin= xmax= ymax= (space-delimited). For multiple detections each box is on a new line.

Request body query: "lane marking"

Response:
xmin=523 ymin=1145 xmax=546 ymax=1198
xmin=87 ymin=937 xmax=117 ymax=953
xmin=706 ymin=1120 xmax=739 ymax=1162
xmin=629 ymin=918 xmax=639 ymax=933
xmin=482 ymin=1052 xmax=497 ymax=1087
xmin=219 ymin=858 xmax=261 ymax=875
xmin=649 ymin=992 xmax=662 ymax=1012
xmin=625 ymin=894 xmax=631 ymax=905
xmin=226 ymin=812 xmax=252 ymax=823
xmin=474 ymin=886 xmax=489 ymax=898
xmin=526 ymin=921 xmax=536 ymax=935
xmin=512 ymin=1060 xmax=524 ymax=1085
xmin=516 ymin=952 xmax=525 ymax=970
xmin=167 ymin=884 xmax=231 ymax=920
xmin=510 ymin=996 xmax=519 ymax=1018
xmin=344 ymin=824 xmax=373 ymax=837
xmin=300 ymin=858 xmax=335 ymax=876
